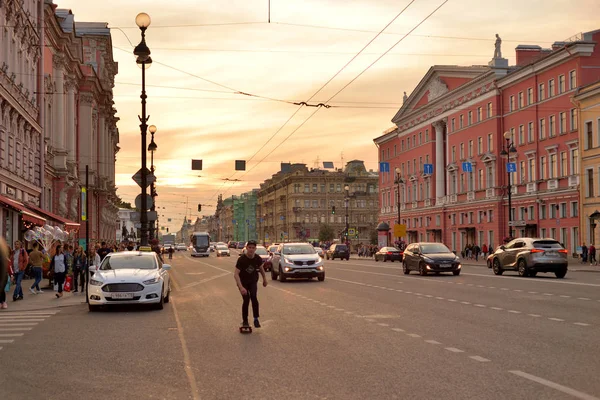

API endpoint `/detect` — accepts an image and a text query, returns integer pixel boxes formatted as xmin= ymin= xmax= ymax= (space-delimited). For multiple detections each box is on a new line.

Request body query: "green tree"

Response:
xmin=318 ymin=223 xmax=335 ymax=243
xmin=369 ymin=229 xmax=378 ymax=245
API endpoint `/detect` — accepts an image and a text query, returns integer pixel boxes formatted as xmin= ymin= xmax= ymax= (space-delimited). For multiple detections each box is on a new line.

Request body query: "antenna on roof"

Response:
xmin=314 ymin=156 xmax=321 ymax=169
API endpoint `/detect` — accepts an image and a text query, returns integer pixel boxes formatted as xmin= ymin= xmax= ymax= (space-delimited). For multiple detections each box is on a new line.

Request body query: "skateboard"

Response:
xmin=239 ymin=324 xmax=252 ymax=334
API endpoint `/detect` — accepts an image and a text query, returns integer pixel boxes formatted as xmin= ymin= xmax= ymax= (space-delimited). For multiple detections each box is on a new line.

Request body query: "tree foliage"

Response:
xmin=318 ymin=223 xmax=335 ymax=242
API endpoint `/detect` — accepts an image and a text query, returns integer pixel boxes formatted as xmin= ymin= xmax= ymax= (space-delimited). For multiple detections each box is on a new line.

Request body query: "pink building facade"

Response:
xmin=375 ymin=30 xmax=600 ymax=253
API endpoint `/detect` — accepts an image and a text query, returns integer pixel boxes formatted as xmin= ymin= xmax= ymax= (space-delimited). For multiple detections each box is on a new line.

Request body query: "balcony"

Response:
xmin=547 ymin=179 xmax=559 ymax=190
xmin=412 ymin=201 xmax=418 ymax=209
xmin=467 ymin=191 xmax=475 ymax=201
xmin=568 ymin=175 xmax=579 ymax=187
xmin=486 ymin=188 xmax=495 ymax=199
xmin=424 ymin=199 xmax=431 ymax=207
xmin=526 ymin=182 xmax=537 ymax=193
xmin=511 ymin=185 xmax=518 ymax=195
xmin=449 ymin=194 xmax=458 ymax=204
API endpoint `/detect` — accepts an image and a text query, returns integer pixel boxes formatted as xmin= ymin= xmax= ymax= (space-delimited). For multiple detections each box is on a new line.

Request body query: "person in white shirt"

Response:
xmin=50 ymin=244 xmax=66 ymax=298
xmin=89 ymin=247 xmax=101 ymax=277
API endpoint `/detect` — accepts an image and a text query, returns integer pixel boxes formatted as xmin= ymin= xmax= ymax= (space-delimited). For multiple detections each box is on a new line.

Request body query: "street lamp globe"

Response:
xmin=503 ymin=131 xmax=511 ymax=140
xmin=135 ymin=13 xmax=151 ymax=29
xmin=136 ymin=56 xmax=152 ymax=69
xmin=149 ymin=125 xmax=157 ymax=134
xmin=395 ymin=167 xmax=401 ymax=174
xmin=344 ymin=185 xmax=349 ymax=191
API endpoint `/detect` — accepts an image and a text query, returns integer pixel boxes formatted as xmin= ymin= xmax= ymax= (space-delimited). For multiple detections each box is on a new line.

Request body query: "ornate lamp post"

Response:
xmin=148 ymin=125 xmax=157 ymax=240
xmin=394 ymin=167 xmax=405 ymax=241
xmin=344 ymin=185 xmax=350 ymax=243
xmin=133 ymin=12 xmax=152 ymax=246
xmin=500 ymin=131 xmax=518 ymax=240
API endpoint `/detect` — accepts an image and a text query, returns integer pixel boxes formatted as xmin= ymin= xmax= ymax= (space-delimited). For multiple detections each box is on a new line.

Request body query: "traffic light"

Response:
xmin=331 ymin=206 xmax=336 ymax=214
xmin=198 ymin=204 xmax=202 ymax=212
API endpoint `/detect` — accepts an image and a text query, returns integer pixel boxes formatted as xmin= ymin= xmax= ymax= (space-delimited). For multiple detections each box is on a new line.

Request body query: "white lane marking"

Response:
xmin=405 ymin=291 xmax=412 ymax=294
xmin=548 ymin=318 xmax=565 ymax=322
xmin=391 ymin=328 xmax=405 ymax=332
xmin=460 ymin=301 xmax=471 ymax=305
xmin=488 ymin=286 xmax=496 ymax=289
xmin=0 ymin=339 xmax=15 ymax=344
xmin=0 ymin=319 xmax=45 ymax=323
xmin=461 ymin=272 xmax=600 ymax=288
xmin=170 ymin=298 xmax=200 ymax=400
xmin=543 ymin=293 xmax=553 ymax=296
xmin=377 ymin=323 xmax=390 ymax=327
xmin=327 ymin=305 xmax=335 ymax=309
xmin=578 ymin=297 xmax=591 ymax=301
xmin=445 ymin=347 xmax=464 ymax=353
xmin=528 ymin=314 xmax=542 ymax=318
xmin=407 ymin=333 xmax=421 ymax=338
xmin=184 ymin=254 xmax=233 ymax=274
xmin=435 ymin=297 xmax=445 ymax=300
xmin=184 ymin=272 xmax=206 ymax=275
xmin=0 ymin=314 xmax=54 ymax=318
xmin=490 ymin=307 xmax=504 ymax=311
xmin=474 ymin=304 xmax=486 ymax=308
xmin=334 ymin=308 xmax=344 ymax=312
xmin=345 ymin=311 xmax=353 ymax=314
xmin=0 ymin=333 xmax=24 ymax=337
xmin=0 ymin=328 xmax=32 ymax=331
xmin=514 ymin=289 xmax=523 ymax=292
xmin=181 ymin=272 xmax=231 ymax=289
xmin=0 ymin=311 xmax=58 ymax=315
xmin=0 ymin=323 xmax=38 ymax=326
xmin=560 ymin=295 xmax=571 ymax=298
xmin=501 ymin=288 xmax=510 ymax=291
xmin=508 ymin=310 xmax=522 ymax=314
xmin=574 ymin=322 xmax=590 ymax=326
xmin=528 ymin=291 xmax=538 ymax=294
xmin=470 ymin=356 xmax=491 ymax=362
xmin=425 ymin=340 xmax=441 ymax=345
xmin=448 ymin=299 xmax=457 ymax=302
xmin=424 ymin=294 xmax=433 ymax=298
xmin=476 ymin=285 xmax=485 ymax=288
xmin=456 ymin=282 xmax=463 ymax=285
xmin=509 ymin=370 xmax=600 ymax=400
xmin=365 ymin=319 xmax=375 ymax=322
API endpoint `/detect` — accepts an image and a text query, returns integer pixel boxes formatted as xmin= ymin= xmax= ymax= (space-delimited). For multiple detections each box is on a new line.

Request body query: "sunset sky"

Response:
xmin=57 ymin=0 xmax=599 ymax=233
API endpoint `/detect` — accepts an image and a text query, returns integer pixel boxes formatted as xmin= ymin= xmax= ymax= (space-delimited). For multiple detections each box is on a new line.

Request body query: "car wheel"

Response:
xmin=402 ymin=262 xmax=410 ymax=275
xmin=517 ymin=259 xmax=529 ymax=277
xmin=555 ymin=268 xmax=567 ymax=279
xmin=493 ymin=259 xmax=504 ymax=275
xmin=88 ymin=304 xmax=100 ymax=312
xmin=487 ymin=260 xmax=492 ymax=268
xmin=346 ymin=257 xmax=350 ymax=261
xmin=318 ymin=275 xmax=325 ymax=282
xmin=419 ymin=263 xmax=428 ymax=276
xmin=452 ymin=270 xmax=461 ymax=276
xmin=164 ymin=285 xmax=171 ymax=303
xmin=375 ymin=256 xmax=379 ymax=262
xmin=154 ymin=291 xmax=164 ymax=310
xmin=278 ymin=267 xmax=287 ymax=282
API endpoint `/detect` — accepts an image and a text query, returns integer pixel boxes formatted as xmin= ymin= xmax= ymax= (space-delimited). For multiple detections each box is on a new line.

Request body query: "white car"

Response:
xmin=176 ymin=243 xmax=188 ymax=251
xmin=87 ymin=251 xmax=171 ymax=311
xmin=314 ymin=247 xmax=324 ymax=257
xmin=216 ymin=245 xmax=230 ymax=257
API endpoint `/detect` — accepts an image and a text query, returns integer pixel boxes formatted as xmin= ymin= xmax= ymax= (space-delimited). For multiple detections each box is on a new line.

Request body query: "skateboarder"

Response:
xmin=234 ymin=240 xmax=267 ymax=329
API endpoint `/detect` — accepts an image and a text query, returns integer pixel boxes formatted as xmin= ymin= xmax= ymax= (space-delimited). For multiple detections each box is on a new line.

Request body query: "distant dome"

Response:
xmin=376 ymin=222 xmax=390 ymax=231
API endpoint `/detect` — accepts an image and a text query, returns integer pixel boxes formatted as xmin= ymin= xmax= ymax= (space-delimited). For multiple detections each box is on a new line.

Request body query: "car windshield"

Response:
xmin=336 ymin=245 xmax=348 ymax=251
xmin=255 ymin=248 xmax=268 ymax=255
xmin=533 ymin=240 xmax=563 ymax=249
xmin=283 ymin=245 xmax=316 ymax=255
xmin=420 ymin=243 xmax=451 ymax=254
xmin=217 ymin=246 xmax=228 ymax=250
xmin=193 ymin=236 xmax=209 ymax=247
xmin=383 ymin=247 xmax=398 ymax=252
xmin=99 ymin=254 xmax=157 ymax=270
xmin=269 ymin=246 xmax=278 ymax=252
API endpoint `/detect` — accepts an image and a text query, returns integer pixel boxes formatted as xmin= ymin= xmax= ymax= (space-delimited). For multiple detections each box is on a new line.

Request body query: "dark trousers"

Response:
xmin=241 ymin=280 xmax=259 ymax=322
xmin=54 ymin=272 xmax=66 ymax=293
xmin=0 ymin=275 xmax=7 ymax=303
xmin=73 ymin=268 xmax=86 ymax=291
xmin=30 ymin=266 xmax=43 ymax=291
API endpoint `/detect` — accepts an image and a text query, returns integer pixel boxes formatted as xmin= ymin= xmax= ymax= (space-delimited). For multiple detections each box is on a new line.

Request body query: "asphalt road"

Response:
xmin=1 ymin=251 xmax=599 ymax=400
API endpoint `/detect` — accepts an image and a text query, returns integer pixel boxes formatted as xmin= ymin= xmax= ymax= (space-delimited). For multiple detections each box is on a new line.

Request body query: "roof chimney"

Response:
xmin=515 ymin=45 xmax=542 ymax=66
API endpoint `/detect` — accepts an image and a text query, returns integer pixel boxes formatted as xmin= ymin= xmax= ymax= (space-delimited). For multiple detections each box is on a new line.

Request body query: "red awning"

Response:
xmin=0 ymin=194 xmax=46 ymax=226
xmin=26 ymin=204 xmax=81 ymax=230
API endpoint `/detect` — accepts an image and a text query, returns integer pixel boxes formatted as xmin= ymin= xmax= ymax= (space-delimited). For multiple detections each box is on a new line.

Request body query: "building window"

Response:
xmin=460 ymin=143 xmax=465 ymax=159
xmin=425 ymin=129 xmax=429 ymax=142
xmin=487 ymin=133 xmax=493 ymax=152
xmin=459 ymin=115 xmax=464 ymax=128
xmin=336 ymin=184 xmax=341 ymax=192
xmin=527 ymin=88 xmax=533 ymax=105
xmin=518 ymin=92 xmax=524 ymax=108
xmin=560 ymin=152 xmax=567 ymax=177
xmin=510 ymin=127 xmax=515 ymax=144
xmin=419 ymin=156 xmax=423 ymax=172
xmin=528 ymin=122 xmax=534 ymax=142
xmin=460 ymin=173 xmax=466 ymax=193
xmin=559 ymin=75 xmax=565 ymax=94
xmin=528 ymin=158 xmax=536 ymax=182
xmin=571 ymin=201 xmax=578 ymax=217
xmin=320 ymin=184 xmax=326 ymax=193
xmin=312 ymin=200 xmax=319 ymax=208
xmin=587 ymin=168 xmax=594 ymax=197
xmin=304 ymin=184 xmax=310 ymax=193
xmin=539 ymin=83 xmax=545 ymax=101
xmin=468 ymin=140 xmax=473 ymax=157
xmin=550 ymin=204 xmax=557 ymax=219
xmin=520 ymin=161 xmax=526 ymax=184
xmin=549 ymin=79 xmax=555 ymax=97
xmin=329 ymin=183 xmax=334 ymax=192
xmin=312 ymin=184 xmax=318 ymax=193
xmin=477 ymin=137 xmax=483 ymax=154
xmin=478 ymin=169 xmax=484 ymax=189
xmin=549 ymin=115 xmax=556 ymax=137
xmin=540 ymin=205 xmax=546 ymax=219
xmin=394 ymin=144 xmax=397 ymax=156
xmin=487 ymin=102 xmax=493 ymax=118
xmin=451 ymin=118 xmax=456 ymax=132
xmin=540 ymin=156 xmax=546 ymax=180
xmin=570 ymin=109 xmax=577 ymax=131
xmin=549 ymin=153 xmax=557 ymax=179
xmin=518 ymin=125 xmax=525 ymax=145
xmin=387 ymin=148 xmax=390 ymax=159
xmin=381 ymin=149 xmax=384 ymax=160
xmin=407 ymin=137 xmax=410 ymax=149
xmin=539 ymin=118 xmax=546 ymax=140
xmin=419 ymin=132 xmax=422 ymax=145
xmin=570 ymin=148 xmax=579 ymax=175
xmin=401 ymin=140 xmax=405 ymax=151
xmin=486 ymin=165 xmax=494 ymax=188
xmin=569 ymin=70 xmax=577 ymax=89
xmin=559 ymin=112 xmax=566 ymax=134
xmin=586 ymin=121 xmax=593 ymax=149
xmin=477 ymin=107 xmax=482 ymax=122
xmin=509 ymin=96 xmax=515 ymax=112
xmin=468 ymin=111 xmax=473 ymax=125
xmin=451 ymin=146 xmax=456 ymax=162
xmin=560 ymin=203 xmax=567 ymax=218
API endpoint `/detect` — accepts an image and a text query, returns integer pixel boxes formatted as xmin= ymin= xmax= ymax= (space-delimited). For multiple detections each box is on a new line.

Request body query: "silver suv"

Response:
xmin=490 ymin=238 xmax=568 ymax=278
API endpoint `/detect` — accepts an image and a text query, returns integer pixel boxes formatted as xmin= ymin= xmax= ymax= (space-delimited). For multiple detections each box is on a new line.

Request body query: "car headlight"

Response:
xmin=90 ymin=279 xmax=103 ymax=286
xmin=284 ymin=258 xmax=293 ymax=265
xmin=143 ymin=277 xmax=160 ymax=285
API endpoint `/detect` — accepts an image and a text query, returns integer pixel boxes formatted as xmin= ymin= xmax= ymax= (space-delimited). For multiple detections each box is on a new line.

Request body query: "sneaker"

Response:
xmin=1 ymin=302 xmax=7 ymax=309
xmin=29 ymin=288 xmax=37 ymax=295
xmin=37 ymin=290 xmax=44 ymax=294
xmin=242 ymin=320 xmax=249 ymax=327
xmin=253 ymin=318 xmax=261 ymax=328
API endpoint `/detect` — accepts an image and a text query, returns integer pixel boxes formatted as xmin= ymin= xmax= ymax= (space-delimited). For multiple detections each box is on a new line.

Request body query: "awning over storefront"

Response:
xmin=0 ymin=194 xmax=46 ymax=226
xmin=27 ymin=204 xmax=81 ymax=231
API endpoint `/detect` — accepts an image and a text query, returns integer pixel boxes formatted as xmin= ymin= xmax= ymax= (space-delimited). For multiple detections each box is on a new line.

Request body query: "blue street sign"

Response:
xmin=506 ymin=162 xmax=517 ymax=173
xmin=379 ymin=162 xmax=390 ymax=173
xmin=423 ymin=163 xmax=434 ymax=175
xmin=462 ymin=162 xmax=473 ymax=173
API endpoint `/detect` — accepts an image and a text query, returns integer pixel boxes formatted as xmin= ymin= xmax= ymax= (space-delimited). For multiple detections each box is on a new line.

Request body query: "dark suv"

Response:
xmin=326 ymin=244 xmax=350 ymax=260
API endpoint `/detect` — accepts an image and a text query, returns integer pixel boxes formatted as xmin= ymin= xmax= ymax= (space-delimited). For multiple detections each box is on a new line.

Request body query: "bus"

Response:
xmin=190 ymin=231 xmax=211 ymax=257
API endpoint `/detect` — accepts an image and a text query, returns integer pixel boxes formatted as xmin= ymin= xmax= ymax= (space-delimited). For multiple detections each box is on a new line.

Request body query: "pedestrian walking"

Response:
xmin=28 ymin=242 xmax=44 ymax=294
xmin=11 ymin=240 xmax=29 ymax=301
xmin=73 ymin=247 xmax=87 ymax=293
xmin=473 ymin=244 xmax=481 ymax=262
xmin=589 ymin=244 xmax=597 ymax=266
xmin=1 ymin=237 xmax=11 ymax=309
xmin=234 ymin=240 xmax=267 ymax=329
xmin=581 ymin=243 xmax=588 ymax=263
xmin=481 ymin=244 xmax=488 ymax=259
xmin=50 ymin=244 xmax=66 ymax=298
xmin=98 ymin=242 xmax=111 ymax=261
xmin=168 ymin=246 xmax=174 ymax=260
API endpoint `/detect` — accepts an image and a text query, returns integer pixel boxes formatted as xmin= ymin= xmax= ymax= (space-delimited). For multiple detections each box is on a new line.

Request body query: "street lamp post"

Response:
xmin=148 ymin=125 xmax=157 ymax=240
xmin=500 ymin=131 xmax=518 ymax=240
xmin=344 ymin=185 xmax=350 ymax=244
xmin=394 ymin=167 xmax=404 ymax=241
xmin=133 ymin=12 xmax=153 ymax=246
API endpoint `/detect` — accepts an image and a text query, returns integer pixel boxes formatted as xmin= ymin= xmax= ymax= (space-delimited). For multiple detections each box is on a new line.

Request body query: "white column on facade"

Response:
xmin=65 ymin=77 xmax=76 ymax=164
xmin=78 ymin=92 xmax=94 ymax=175
xmin=52 ymin=56 xmax=65 ymax=151
xmin=98 ymin=112 xmax=106 ymax=178
xmin=433 ymin=121 xmax=446 ymax=204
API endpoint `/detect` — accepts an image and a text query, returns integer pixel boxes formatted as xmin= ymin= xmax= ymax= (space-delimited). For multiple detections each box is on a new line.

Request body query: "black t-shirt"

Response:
xmin=235 ymin=254 xmax=263 ymax=284
xmin=98 ymin=247 xmax=111 ymax=261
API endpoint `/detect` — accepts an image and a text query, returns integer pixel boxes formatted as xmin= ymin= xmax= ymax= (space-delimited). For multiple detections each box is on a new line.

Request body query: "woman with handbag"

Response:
xmin=50 ymin=244 xmax=67 ymax=298
xmin=1 ymin=237 xmax=12 ymax=309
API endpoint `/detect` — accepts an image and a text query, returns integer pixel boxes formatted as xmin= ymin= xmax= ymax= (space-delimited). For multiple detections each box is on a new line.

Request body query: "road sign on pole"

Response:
xmin=462 ymin=162 xmax=473 ymax=173
xmin=132 ymin=168 xmax=155 ymax=188
xmin=135 ymin=194 xmax=153 ymax=211
xmin=506 ymin=162 xmax=517 ymax=173
xmin=423 ymin=163 xmax=434 ymax=175
xmin=393 ymin=224 xmax=407 ymax=238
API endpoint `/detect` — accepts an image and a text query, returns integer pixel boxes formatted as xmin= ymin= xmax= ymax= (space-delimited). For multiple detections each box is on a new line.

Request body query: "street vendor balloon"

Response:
xmin=24 ymin=230 xmax=35 ymax=242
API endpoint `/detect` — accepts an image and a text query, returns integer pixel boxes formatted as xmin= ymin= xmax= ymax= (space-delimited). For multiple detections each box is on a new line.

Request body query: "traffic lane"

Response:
xmin=312 ymin=269 xmax=600 ymax=397
xmin=337 ymin=259 xmax=600 ymax=299
xmin=0 ymin=303 xmax=191 ymax=399
xmin=171 ymin=267 xmax=557 ymax=400
xmin=167 ymin=252 xmax=234 ymax=291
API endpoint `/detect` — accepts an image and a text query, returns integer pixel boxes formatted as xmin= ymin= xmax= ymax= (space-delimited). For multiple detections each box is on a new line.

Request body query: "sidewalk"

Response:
xmin=2 ymin=277 xmax=86 ymax=312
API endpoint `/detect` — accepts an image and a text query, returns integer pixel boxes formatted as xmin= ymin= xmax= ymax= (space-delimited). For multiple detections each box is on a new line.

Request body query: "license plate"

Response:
xmin=111 ymin=293 xmax=134 ymax=299
xmin=298 ymin=269 xmax=313 ymax=272
xmin=546 ymin=251 xmax=557 ymax=255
